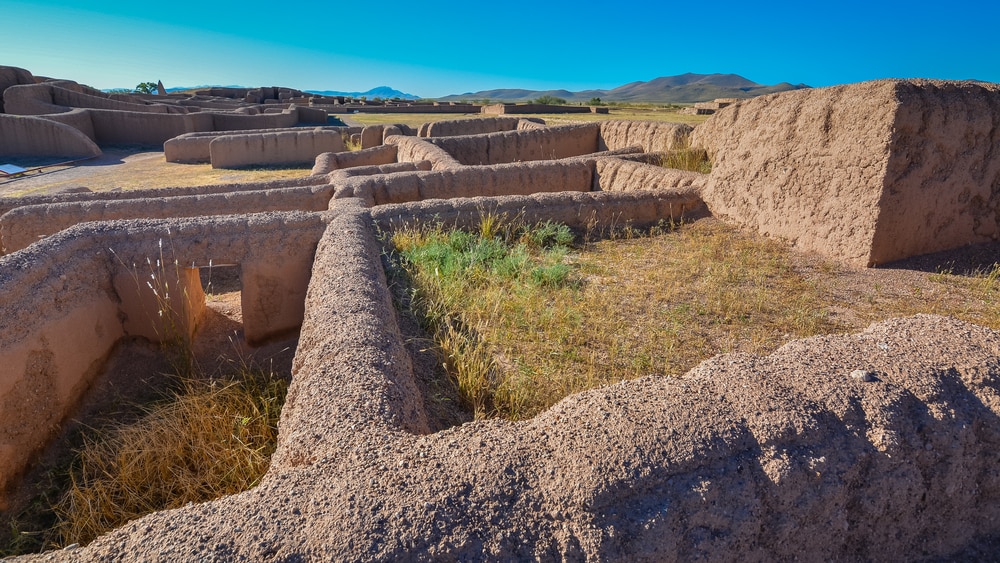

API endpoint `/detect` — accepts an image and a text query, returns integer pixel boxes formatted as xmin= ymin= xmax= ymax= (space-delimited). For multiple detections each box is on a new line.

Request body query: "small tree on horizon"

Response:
xmin=134 ymin=82 xmax=158 ymax=94
xmin=533 ymin=95 xmax=567 ymax=105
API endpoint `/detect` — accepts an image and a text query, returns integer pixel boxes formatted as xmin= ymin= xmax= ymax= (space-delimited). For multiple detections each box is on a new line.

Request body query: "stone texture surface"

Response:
xmin=0 ymin=114 xmax=100 ymax=158
xmin=693 ymin=79 xmax=1000 ymax=267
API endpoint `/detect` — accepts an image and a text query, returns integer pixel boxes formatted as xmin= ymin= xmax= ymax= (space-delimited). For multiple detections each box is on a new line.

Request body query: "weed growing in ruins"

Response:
xmin=52 ymin=370 xmax=287 ymax=547
xmin=657 ymin=133 xmax=712 ymax=174
xmin=388 ymin=217 xmax=838 ymax=420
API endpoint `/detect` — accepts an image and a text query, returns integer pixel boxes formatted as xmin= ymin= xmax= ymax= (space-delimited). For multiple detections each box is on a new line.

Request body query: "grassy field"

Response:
xmin=388 ymin=217 xmax=1000 ymax=421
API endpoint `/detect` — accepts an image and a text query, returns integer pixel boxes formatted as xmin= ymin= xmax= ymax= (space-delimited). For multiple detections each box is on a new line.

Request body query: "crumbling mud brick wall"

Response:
xmin=0 ymin=114 xmax=100 ymax=158
xmin=0 ymin=212 xmax=328 ymax=498
xmin=693 ymin=79 xmax=1000 ymax=267
xmin=208 ymin=130 xmax=346 ymax=169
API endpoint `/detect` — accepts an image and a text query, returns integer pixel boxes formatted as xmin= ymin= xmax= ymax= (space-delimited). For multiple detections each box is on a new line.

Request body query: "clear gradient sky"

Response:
xmin=3 ymin=0 xmax=999 ymax=98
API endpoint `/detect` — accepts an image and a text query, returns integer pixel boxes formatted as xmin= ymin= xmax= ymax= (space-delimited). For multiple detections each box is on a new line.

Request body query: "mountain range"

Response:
xmin=437 ymin=73 xmax=809 ymax=104
xmin=157 ymin=85 xmax=419 ymax=100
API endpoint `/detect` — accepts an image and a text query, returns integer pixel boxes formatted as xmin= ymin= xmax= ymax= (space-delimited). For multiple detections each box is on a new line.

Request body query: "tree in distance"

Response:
xmin=533 ymin=95 xmax=567 ymax=105
xmin=134 ymin=82 xmax=158 ymax=94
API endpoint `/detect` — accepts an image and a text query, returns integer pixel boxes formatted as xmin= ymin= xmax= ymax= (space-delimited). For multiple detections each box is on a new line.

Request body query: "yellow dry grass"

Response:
xmin=390 ymin=217 xmax=1000 ymax=421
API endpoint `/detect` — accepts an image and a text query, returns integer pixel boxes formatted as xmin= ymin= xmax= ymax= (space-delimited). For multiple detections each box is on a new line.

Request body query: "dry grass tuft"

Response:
xmin=52 ymin=372 xmax=286 ymax=547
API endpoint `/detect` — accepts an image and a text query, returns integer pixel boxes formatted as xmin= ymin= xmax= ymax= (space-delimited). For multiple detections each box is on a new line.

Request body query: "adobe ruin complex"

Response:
xmin=1 ymin=66 xmax=1000 ymax=559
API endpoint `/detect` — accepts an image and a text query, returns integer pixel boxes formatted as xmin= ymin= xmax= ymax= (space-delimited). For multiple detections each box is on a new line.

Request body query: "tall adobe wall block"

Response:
xmin=692 ymin=79 xmax=1000 ymax=267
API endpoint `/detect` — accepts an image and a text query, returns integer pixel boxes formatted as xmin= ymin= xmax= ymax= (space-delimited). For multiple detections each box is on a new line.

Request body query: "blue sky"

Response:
xmin=3 ymin=0 xmax=999 ymax=98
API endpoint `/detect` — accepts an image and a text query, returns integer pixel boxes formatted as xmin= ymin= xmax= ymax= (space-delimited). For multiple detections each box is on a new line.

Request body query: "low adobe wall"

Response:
xmin=0 ymin=211 xmax=329 ymax=501
xmin=371 ymin=188 xmax=707 ymax=231
xmin=165 ymin=126 xmax=352 ymax=163
xmin=386 ymin=135 xmax=464 ymax=170
xmin=310 ymin=145 xmax=398 ymax=175
xmin=209 ymin=130 xmax=346 ymax=169
xmin=426 ymin=124 xmax=601 ymax=165
xmin=692 ymin=79 xmax=1000 ymax=267
xmin=481 ymin=103 xmax=594 ymax=115
xmin=0 ymin=185 xmax=335 ymax=254
xmin=3 ymin=83 xmax=178 ymax=116
xmin=593 ymin=158 xmax=708 ymax=194
xmin=598 ymin=120 xmax=692 ymax=153
xmin=332 ymin=160 xmax=595 ymax=207
xmin=0 ymin=114 xmax=100 ymax=158
xmin=0 ymin=65 xmax=35 ymax=113
xmin=422 ymin=116 xmax=522 ymax=137
xmin=0 ymin=176 xmax=328 ymax=220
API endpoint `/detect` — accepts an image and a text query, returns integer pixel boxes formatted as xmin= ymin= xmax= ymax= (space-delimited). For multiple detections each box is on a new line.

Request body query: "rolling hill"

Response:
xmin=437 ymin=73 xmax=809 ymax=104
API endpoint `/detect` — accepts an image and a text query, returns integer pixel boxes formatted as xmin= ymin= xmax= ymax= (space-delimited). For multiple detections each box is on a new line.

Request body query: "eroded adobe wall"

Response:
xmin=0 ymin=234 xmax=124 ymax=503
xmin=598 ymin=120 xmax=692 ymax=152
xmin=422 ymin=116 xmax=522 ymax=137
xmin=166 ymin=126 xmax=352 ymax=163
xmin=0 ymin=114 xmax=100 ymax=158
xmin=310 ymin=145 xmax=398 ymax=175
xmin=870 ymin=80 xmax=1000 ymax=264
xmin=0 ymin=176 xmax=329 ymax=220
xmin=87 ymin=109 xmax=214 ymax=145
xmin=371 ymin=188 xmax=707 ymax=231
xmin=332 ymin=160 xmax=594 ymax=207
xmin=209 ymin=130 xmax=345 ymax=169
xmin=693 ymin=79 xmax=1000 ymax=267
xmin=593 ymin=158 xmax=708 ymax=195
xmin=0 ymin=185 xmax=335 ymax=254
xmin=426 ymin=124 xmax=600 ymax=166
xmin=0 ymin=211 xmax=329 ymax=500
xmin=387 ymin=135 xmax=463 ymax=170
xmin=692 ymin=82 xmax=899 ymax=267
xmin=0 ymin=66 xmax=37 ymax=113
xmin=39 ymin=108 xmax=97 ymax=141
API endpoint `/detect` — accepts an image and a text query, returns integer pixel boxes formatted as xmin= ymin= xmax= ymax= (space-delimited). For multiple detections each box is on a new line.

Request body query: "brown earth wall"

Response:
xmin=310 ymin=145 xmax=398 ymax=175
xmin=870 ymin=80 xmax=1000 ymax=264
xmin=0 ymin=176 xmax=328 ymax=219
xmin=593 ymin=158 xmax=708 ymax=195
xmin=423 ymin=116 xmax=522 ymax=137
xmin=361 ymin=126 xmax=383 ymax=149
xmin=426 ymin=124 xmax=600 ymax=165
xmin=598 ymin=120 xmax=693 ymax=153
xmin=692 ymin=79 xmax=1000 ymax=267
xmin=209 ymin=130 xmax=346 ymax=169
xmin=0 ymin=66 xmax=35 ymax=113
xmin=327 ymin=161 xmax=431 ymax=180
xmin=39 ymin=108 xmax=97 ymax=141
xmin=481 ymin=103 xmax=593 ymax=115
xmin=0 ymin=211 xmax=329 ymax=501
xmin=371 ymin=188 xmax=708 ymax=231
xmin=332 ymin=160 xmax=594 ymax=207
xmin=0 ymin=185 xmax=335 ymax=254
xmin=165 ymin=126 xmax=351 ymax=163
xmin=0 ymin=114 xmax=100 ymax=158
xmin=386 ymin=135 xmax=463 ymax=170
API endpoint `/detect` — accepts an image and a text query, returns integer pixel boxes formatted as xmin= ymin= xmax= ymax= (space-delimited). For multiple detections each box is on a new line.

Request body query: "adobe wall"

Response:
xmin=4 ymin=83 xmax=176 ymax=116
xmin=692 ymin=79 xmax=1000 ymax=267
xmin=166 ymin=126 xmax=351 ymax=163
xmin=0 ymin=66 xmax=36 ymax=113
xmin=0 ymin=114 xmax=100 ymax=158
xmin=209 ymin=130 xmax=345 ymax=169
xmin=310 ymin=145 xmax=398 ymax=175
xmin=422 ymin=116 xmax=522 ymax=137
xmin=592 ymin=158 xmax=708 ymax=194
xmin=0 ymin=211 xmax=328 ymax=499
xmin=481 ymin=103 xmax=593 ymax=115
xmin=371 ymin=188 xmax=708 ymax=231
xmin=426 ymin=124 xmax=600 ymax=165
xmin=598 ymin=120 xmax=693 ymax=153
xmin=332 ymin=160 xmax=595 ymax=207
xmin=386 ymin=135 xmax=464 ymax=170
xmin=327 ymin=161 xmax=432 ymax=179
xmin=361 ymin=125 xmax=384 ymax=149
xmin=39 ymin=108 xmax=97 ymax=141
xmin=0 ymin=176 xmax=329 ymax=219
xmin=0 ymin=185 xmax=335 ymax=254
xmin=87 ymin=109 xmax=214 ymax=145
